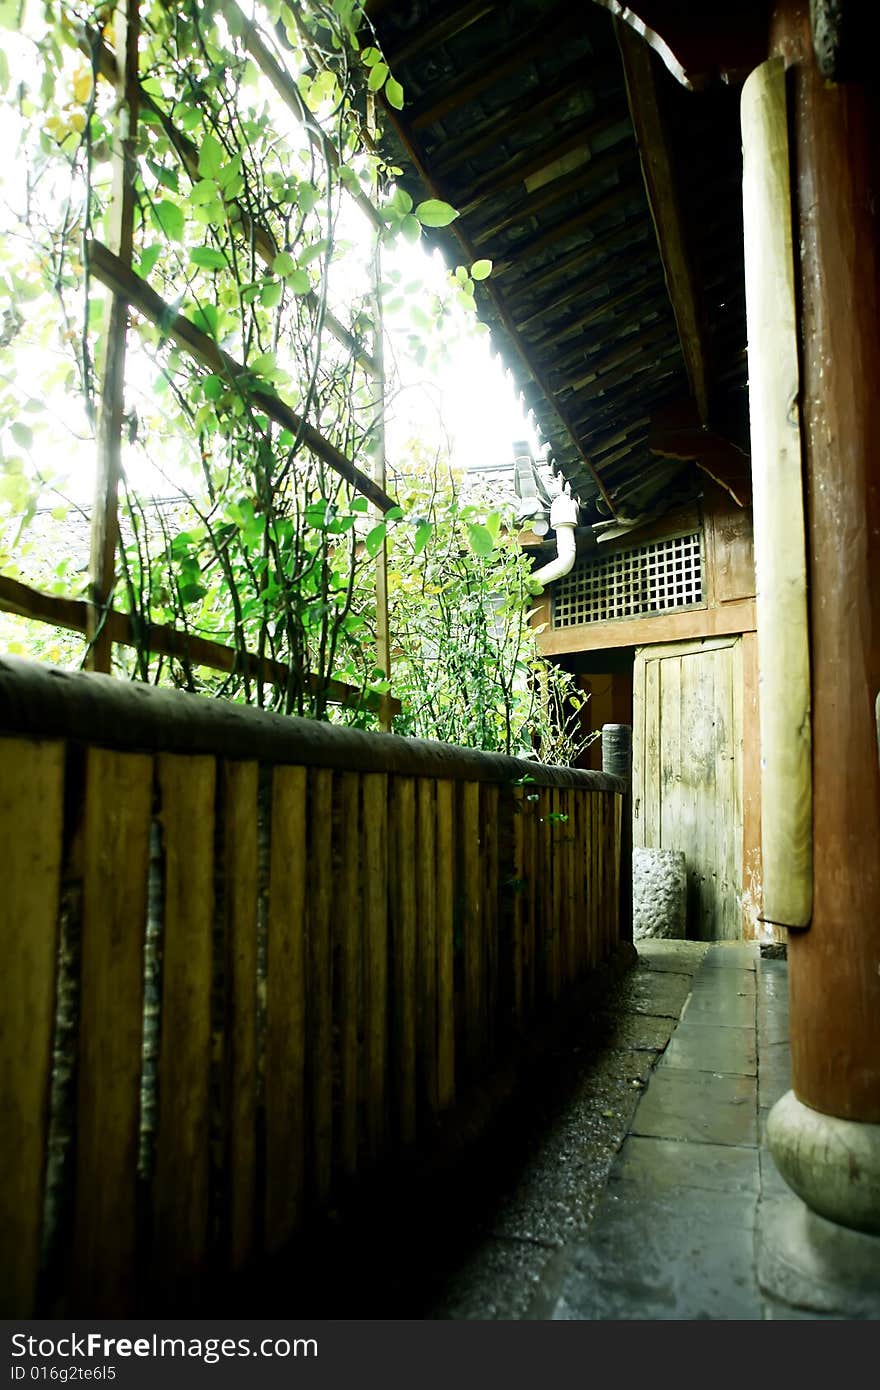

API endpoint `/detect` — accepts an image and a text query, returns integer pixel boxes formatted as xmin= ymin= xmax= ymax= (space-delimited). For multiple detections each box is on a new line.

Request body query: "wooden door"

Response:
xmin=633 ymin=637 xmax=743 ymax=940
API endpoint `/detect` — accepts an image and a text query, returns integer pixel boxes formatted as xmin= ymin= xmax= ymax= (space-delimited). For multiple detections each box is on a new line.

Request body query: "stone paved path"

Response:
xmin=547 ymin=941 xmax=880 ymax=1320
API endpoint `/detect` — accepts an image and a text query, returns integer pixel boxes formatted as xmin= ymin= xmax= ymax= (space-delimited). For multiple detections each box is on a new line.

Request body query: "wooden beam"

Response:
xmin=0 ymin=575 xmax=398 ymax=715
xmin=537 ymin=595 xmax=756 ymax=656
xmin=649 ymin=398 xmax=751 ymax=506
xmin=87 ymin=240 xmax=397 ymax=514
xmin=616 ymin=18 xmax=711 ymax=423
xmin=741 ymin=56 xmax=811 ymax=929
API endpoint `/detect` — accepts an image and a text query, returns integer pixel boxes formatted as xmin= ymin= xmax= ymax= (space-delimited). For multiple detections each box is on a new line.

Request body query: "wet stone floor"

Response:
xmin=245 ymin=939 xmax=877 ymax=1319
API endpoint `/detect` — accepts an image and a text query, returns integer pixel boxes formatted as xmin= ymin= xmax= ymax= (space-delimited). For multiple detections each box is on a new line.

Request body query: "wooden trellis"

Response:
xmin=2 ymin=0 xmax=397 ymax=719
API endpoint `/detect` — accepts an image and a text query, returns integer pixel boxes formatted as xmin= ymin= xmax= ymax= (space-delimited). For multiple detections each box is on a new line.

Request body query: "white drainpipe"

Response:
xmin=530 ymin=490 xmax=580 ymax=589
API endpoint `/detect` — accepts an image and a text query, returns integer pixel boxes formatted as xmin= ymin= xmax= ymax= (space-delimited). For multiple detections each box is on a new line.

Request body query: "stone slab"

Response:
xmin=660 ymin=1022 xmax=757 ymax=1077
xmin=758 ymin=1040 xmax=792 ymax=1110
xmin=625 ymin=970 xmax=693 ymax=1019
xmin=553 ymin=1186 xmax=762 ymax=1320
xmin=611 ymin=1135 xmax=760 ymax=1197
xmin=631 ymin=1068 xmax=758 ymax=1147
xmin=683 ymin=989 xmax=756 ymax=1028
xmin=700 ymin=943 xmax=759 ymax=970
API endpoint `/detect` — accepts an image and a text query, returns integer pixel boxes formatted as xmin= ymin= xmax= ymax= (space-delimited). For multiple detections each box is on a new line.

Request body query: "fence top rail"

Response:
xmin=0 ymin=657 xmax=623 ymax=792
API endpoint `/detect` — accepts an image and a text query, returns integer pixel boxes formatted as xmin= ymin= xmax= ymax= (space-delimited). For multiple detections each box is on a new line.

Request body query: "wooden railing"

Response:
xmin=0 ymin=657 xmax=625 ymax=1315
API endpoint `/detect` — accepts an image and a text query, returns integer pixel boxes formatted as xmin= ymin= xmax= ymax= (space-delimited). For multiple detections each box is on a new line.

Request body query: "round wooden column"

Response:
xmin=764 ymin=0 xmax=880 ymax=1233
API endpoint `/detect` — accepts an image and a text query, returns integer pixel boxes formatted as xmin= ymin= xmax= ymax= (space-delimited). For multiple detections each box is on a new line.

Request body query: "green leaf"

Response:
xmin=261 ymin=278 xmax=284 ymax=308
xmin=365 ymin=522 xmax=387 ymax=558
xmin=249 ymin=352 xmax=277 ymax=378
xmin=286 ymin=269 xmax=311 ymax=296
xmin=10 ymin=422 xmax=32 ymax=449
xmin=137 ymin=244 xmax=162 ymax=279
xmin=179 ymin=582 xmax=207 ymax=605
xmin=471 ymin=258 xmax=493 ymax=281
xmin=198 ymin=133 xmax=224 ymax=179
xmin=414 ymin=521 xmax=432 ymax=554
xmin=154 ymin=200 xmax=184 ymax=242
xmin=385 ymin=77 xmax=405 ymax=110
xmin=368 ymin=61 xmax=388 ymax=92
xmin=351 ymin=497 xmax=369 ymax=513
xmin=189 ymin=246 xmax=226 ymax=270
xmin=273 ymin=251 xmax=295 ymax=277
xmin=415 ymin=199 xmax=460 ymax=228
xmin=188 ymin=303 xmax=219 ymax=337
xmin=361 ymin=46 xmax=382 ymax=67
xmin=203 ymin=375 xmax=223 ymax=400
xmin=400 ymin=213 xmax=421 ymax=244
xmin=385 ymin=506 xmax=404 ymax=520
xmin=467 ymin=523 xmax=494 ymax=557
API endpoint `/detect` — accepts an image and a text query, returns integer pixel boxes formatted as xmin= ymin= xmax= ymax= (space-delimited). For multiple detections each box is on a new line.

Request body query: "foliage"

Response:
xmin=373 ymin=457 xmax=592 ymax=763
xmin=0 ymin=0 xmax=585 ymax=765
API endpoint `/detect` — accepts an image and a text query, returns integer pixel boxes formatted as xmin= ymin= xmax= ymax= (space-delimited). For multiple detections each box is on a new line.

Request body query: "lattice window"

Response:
xmin=552 ymin=532 xmax=703 ymax=628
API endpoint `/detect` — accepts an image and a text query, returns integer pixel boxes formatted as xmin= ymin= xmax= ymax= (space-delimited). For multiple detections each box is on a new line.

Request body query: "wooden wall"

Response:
xmin=531 ymin=484 xmax=767 ymax=939
xmin=0 ymin=658 xmax=626 ymax=1316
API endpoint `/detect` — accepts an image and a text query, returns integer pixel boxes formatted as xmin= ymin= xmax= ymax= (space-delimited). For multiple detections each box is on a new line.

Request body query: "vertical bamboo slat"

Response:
xmin=265 ymin=765 xmax=307 ymax=1252
xmin=390 ymin=778 xmax=417 ymax=1147
xmin=510 ymin=787 xmax=525 ymax=1032
xmin=435 ymin=780 xmax=456 ymax=1112
xmin=338 ymin=772 xmax=361 ymax=1178
xmin=221 ymin=760 xmax=258 ymax=1272
xmin=73 ymin=747 xmax=152 ymax=1313
xmin=525 ymin=791 xmax=538 ymax=1019
xmin=0 ymin=740 xmax=64 ymax=1316
xmin=563 ymin=789 xmax=576 ymax=986
xmin=152 ymin=754 xmax=215 ymax=1298
xmin=549 ymin=789 xmax=562 ymax=999
xmin=309 ymin=768 xmax=334 ymax=1199
xmin=459 ymin=781 xmax=483 ymax=1073
xmin=362 ymin=772 xmax=388 ymax=1158
xmin=481 ymin=783 xmax=499 ymax=1058
xmin=416 ymin=780 xmax=439 ymax=1119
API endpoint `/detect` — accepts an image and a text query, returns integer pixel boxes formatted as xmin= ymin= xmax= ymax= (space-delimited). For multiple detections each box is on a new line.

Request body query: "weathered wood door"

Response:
xmin=633 ymin=637 xmax=743 ymax=939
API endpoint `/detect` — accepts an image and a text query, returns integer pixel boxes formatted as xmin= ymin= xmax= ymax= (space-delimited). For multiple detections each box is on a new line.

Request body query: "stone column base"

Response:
xmin=757 ymin=1196 xmax=880 ymax=1317
xmin=767 ymin=1089 xmax=880 ymax=1235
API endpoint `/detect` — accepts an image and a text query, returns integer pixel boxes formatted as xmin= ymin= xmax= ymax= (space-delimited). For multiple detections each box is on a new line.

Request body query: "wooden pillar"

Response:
xmin=761 ymin=0 xmax=880 ymax=1233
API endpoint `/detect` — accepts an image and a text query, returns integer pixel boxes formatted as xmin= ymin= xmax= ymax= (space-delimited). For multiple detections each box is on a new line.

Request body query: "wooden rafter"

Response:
xmin=382 ymin=0 xmax=493 ymax=67
xmin=405 ymin=9 xmax=577 ymax=131
xmin=616 ymin=18 xmax=711 ymax=423
xmin=455 ymin=112 xmax=623 ymax=218
xmin=431 ymin=73 xmax=592 ymax=178
xmin=469 ymin=144 xmax=638 ymax=248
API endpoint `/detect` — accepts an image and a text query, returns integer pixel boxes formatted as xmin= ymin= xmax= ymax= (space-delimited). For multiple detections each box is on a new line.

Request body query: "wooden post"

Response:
xmin=741 ymin=55 xmax=812 ymax=931
xmin=86 ymin=0 xmax=139 ymax=672
xmin=760 ymin=0 xmax=880 ymax=1236
xmin=602 ymin=723 xmax=632 ymax=943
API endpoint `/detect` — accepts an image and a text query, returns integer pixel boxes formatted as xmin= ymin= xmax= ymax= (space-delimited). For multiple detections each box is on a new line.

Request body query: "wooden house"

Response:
xmin=370 ymin=0 xmax=880 ymax=1237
